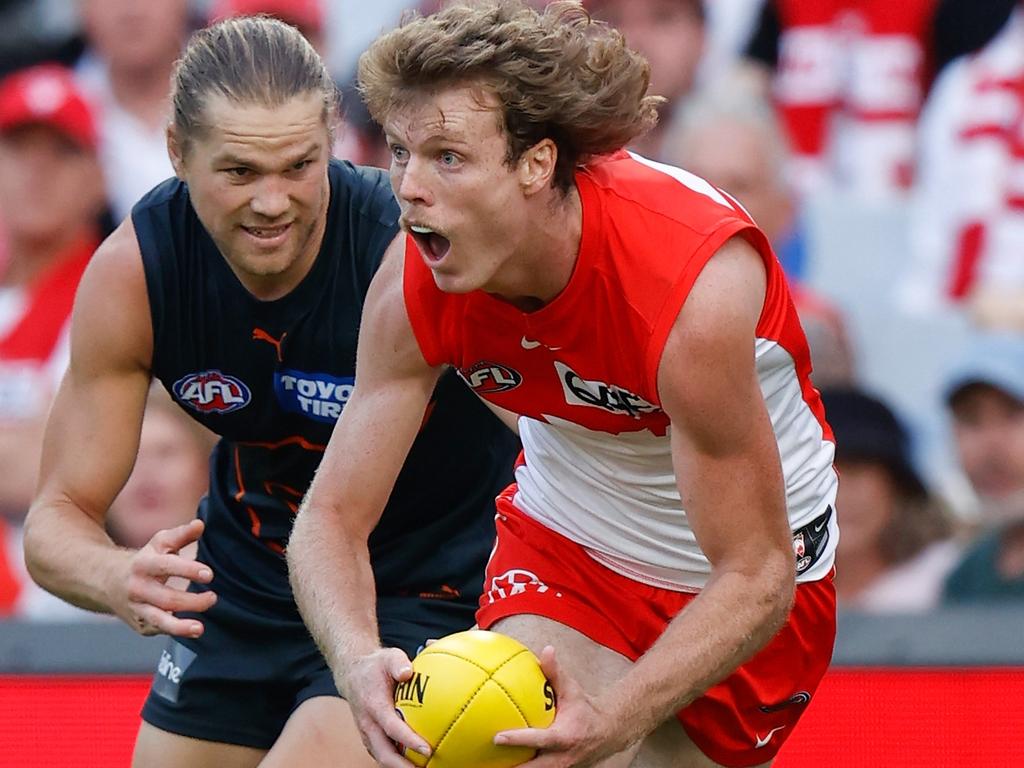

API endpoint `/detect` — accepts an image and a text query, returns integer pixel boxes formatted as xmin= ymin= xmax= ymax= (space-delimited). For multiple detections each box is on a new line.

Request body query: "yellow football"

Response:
xmin=394 ymin=629 xmax=556 ymax=768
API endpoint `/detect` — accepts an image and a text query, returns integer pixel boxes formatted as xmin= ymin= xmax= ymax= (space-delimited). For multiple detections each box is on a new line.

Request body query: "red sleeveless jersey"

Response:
xmin=403 ymin=151 xmax=837 ymax=590
xmin=404 ymin=151 xmax=822 ymax=437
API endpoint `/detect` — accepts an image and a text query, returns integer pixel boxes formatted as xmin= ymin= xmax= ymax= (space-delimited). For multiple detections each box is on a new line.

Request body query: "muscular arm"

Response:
xmin=289 ymin=236 xmax=442 ymax=682
xmin=23 ymin=220 xmax=214 ymax=634
xmin=600 ymin=236 xmax=795 ymax=745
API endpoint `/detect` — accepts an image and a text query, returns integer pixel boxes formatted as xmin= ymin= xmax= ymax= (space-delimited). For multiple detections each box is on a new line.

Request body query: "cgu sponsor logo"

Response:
xmin=458 ymin=361 xmax=522 ymax=394
xmin=174 ymin=370 xmax=251 ymax=415
xmin=274 ymin=369 xmax=354 ymax=423
xmin=554 ymin=362 xmax=659 ymax=418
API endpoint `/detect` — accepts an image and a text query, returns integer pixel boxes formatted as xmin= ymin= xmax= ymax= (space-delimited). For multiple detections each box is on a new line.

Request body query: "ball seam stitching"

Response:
xmin=430 ymin=649 xmax=532 ymax=756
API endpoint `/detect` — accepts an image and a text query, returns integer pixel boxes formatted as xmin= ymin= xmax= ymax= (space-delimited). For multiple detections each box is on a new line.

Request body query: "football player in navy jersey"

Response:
xmin=23 ymin=15 xmax=517 ymax=768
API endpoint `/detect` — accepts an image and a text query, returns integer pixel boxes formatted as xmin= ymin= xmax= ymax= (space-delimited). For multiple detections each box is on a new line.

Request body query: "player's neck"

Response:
xmin=488 ymin=186 xmax=582 ymax=312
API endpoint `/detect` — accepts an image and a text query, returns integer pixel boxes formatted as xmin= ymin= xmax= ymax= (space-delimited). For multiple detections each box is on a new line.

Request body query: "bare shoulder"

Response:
xmin=71 ymin=217 xmax=153 ymax=374
xmin=356 ymin=235 xmax=432 ymax=379
xmin=657 ymin=235 xmax=767 ymax=416
xmin=674 ymin=235 xmax=767 ymax=345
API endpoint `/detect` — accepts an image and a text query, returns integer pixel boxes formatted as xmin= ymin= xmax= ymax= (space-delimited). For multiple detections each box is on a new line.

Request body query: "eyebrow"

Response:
xmin=385 ymin=129 xmax=473 ymax=149
xmin=216 ymin=143 xmax=321 ymax=168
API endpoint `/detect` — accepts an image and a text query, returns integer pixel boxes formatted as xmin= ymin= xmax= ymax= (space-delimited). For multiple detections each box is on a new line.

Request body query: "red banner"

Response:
xmin=1 ymin=668 xmax=1022 ymax=766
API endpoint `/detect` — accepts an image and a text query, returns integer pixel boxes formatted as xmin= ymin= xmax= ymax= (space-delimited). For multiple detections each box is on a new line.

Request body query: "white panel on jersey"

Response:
xmin=627 ymin=151 xmax=734 ymax=209
xmin=512 ymin=338 xmax=839 ymax=591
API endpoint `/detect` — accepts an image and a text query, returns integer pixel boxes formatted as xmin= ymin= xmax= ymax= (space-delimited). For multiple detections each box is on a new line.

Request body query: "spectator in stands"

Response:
xmin=106 ymin=387 xmax=213 ymax=550
xmin=904 ymin=6 xmax=1024 ymax=328
xmin=943 ymin=333 xmax=1024 ymax=601
xmin=822 ymin=387 xmax=961 ymax=612
xmin=75 ymin=0 xmax=189 ymax=222
xmin=664 ymin=87 xmax=856 ymax=387
xmin=208 ymin=0 xmax=326 ymax=57
xmin=0 ymin=64 xmax=104 ymax=526
xmin=741 ymin=0 xmax=1015 ymax=200
xmin=0 ymin=63 xmax=105 ymax=619
xmin=585 ymin=0 xmax=706 ymax=160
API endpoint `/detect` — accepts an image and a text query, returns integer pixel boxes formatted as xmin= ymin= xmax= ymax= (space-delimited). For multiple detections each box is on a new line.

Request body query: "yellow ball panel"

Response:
xmin=431 ymin=679 xmax=534 ymax=768
xmin=422 ymin=630 xmax=530 ymax=673
xmin=395 ymin=630 xmax=555 ymax=768
xmin=397 ymin=651 xmax=491 ymax=749
xmin=489 ymin=649 xmax=557 ymax=729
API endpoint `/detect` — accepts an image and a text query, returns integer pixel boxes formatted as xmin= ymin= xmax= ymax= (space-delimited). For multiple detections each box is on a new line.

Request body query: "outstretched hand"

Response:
xmin=113 ymin=518 xmax=216 ymax=637
xmin=494 ymin=646 xmax=629 ymax=768
xmin=341 ymin=647 xmax=433 ymax=767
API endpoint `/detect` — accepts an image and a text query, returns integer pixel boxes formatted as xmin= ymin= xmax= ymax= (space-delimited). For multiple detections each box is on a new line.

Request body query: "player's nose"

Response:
xmin=249 ymin=177 xmax=290 ymax=219
xmin=395 ymin=157 xmax=433 ymax=206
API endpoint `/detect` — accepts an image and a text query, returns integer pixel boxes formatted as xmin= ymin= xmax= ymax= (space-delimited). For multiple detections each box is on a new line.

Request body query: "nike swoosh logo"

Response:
xmin=813 ymin=519 xmax=827 ymax=533
xmin=754 ymin=726 xmax=786 ymax=748
xmin=520 ymin=336 xmax=562 ymax=351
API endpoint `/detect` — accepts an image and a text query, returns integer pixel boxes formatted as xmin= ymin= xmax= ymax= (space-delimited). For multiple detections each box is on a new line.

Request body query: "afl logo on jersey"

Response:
xmin=173 ymin=370 xmax=252 ymax=415
xmin=458 ymin=361 xmax=522 ymax=394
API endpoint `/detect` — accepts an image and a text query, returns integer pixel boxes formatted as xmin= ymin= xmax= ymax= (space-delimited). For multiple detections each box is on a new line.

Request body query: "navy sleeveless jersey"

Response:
xmin=132 ymin=159 xmax=517 ymax=616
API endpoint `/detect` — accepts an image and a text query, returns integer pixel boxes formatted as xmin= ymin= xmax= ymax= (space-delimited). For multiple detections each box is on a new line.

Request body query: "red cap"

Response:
xmin=0 ymin=64 xmax=98 ymax=151
xmin=209 ymin=0 xmax=324 ymax=31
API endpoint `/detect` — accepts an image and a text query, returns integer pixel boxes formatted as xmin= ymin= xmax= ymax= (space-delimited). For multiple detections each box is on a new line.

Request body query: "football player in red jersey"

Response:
xmin=289 ymin=2 xmax=840 ymax=767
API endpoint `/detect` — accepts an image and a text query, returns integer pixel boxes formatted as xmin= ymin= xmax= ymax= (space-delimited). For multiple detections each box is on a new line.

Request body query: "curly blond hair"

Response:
xmin=358 ymin=0 xmax=663 ymax=190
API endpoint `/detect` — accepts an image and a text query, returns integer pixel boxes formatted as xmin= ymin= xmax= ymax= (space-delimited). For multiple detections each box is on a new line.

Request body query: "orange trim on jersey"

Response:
xmin=246 ymin=506 xmax=261 ymax=538
xmin=236 ymin=436 xmax=327 ymax=452
xmin=264 ymin=481 xmax=303 ymax=514
xmin=266 ymin=540 xmax=285 ymax=555
xmin=251 ymin=328 xmax=287 ymax=362
xmin=233 ymin=445 xmax=246 ymax=502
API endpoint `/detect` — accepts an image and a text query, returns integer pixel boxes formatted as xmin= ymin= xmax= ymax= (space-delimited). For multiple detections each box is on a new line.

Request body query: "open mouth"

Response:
xmin=409 ymin=225 xmax=452 ymax=263
xmin=242 ymin=223 xmax=292 ymax=243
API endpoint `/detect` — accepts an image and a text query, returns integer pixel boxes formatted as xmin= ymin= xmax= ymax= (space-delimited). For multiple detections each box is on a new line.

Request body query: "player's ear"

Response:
xmin=518 ymin=138 xmax=557 ymax=195
xmin=166 ymin=125 xmax=187 ymax=180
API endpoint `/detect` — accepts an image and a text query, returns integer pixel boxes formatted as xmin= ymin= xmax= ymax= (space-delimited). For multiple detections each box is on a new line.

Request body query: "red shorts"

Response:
xmin=476 ymin=496 xmax=836 ymax=768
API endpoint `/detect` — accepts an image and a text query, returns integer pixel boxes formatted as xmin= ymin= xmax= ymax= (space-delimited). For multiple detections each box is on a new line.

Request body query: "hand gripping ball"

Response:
xmin=394 ymin=629 xmax=556 ymax=768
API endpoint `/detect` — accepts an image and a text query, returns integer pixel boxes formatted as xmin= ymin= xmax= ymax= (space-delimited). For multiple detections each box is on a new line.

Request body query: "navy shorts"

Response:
xmin=140 ymin=590 xmax=477 ymax=749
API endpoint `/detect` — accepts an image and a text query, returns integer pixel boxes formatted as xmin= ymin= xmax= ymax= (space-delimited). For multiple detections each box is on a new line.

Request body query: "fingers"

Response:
xmin=379 ymin=708 xmax=431 ymax=759
xmin=150 ymin=519 xmax=205 ymax=555
xmin=495 ymin=725 xmax=558 ymax=749
xmin=126 ymin=578 xmax=217 ymax=615
xmin=134 ymin=551 xmax=213 ymax=583
xmin=364 ymin=723 xmax=420 ymax=768
xmin=131 ymin=603 xmax=207 ymax=638
xmin=539 ymin=645 xmax=582 ymax=700
xmin=538 ymin=645 xmax=559 ymax=681
xmin=385 ymin=648 xmax=414 ymax=682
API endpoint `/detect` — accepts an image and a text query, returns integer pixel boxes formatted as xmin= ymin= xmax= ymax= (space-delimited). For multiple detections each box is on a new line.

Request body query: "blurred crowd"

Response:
xmin=0 ymin=0 xmax=1022 ymax=621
